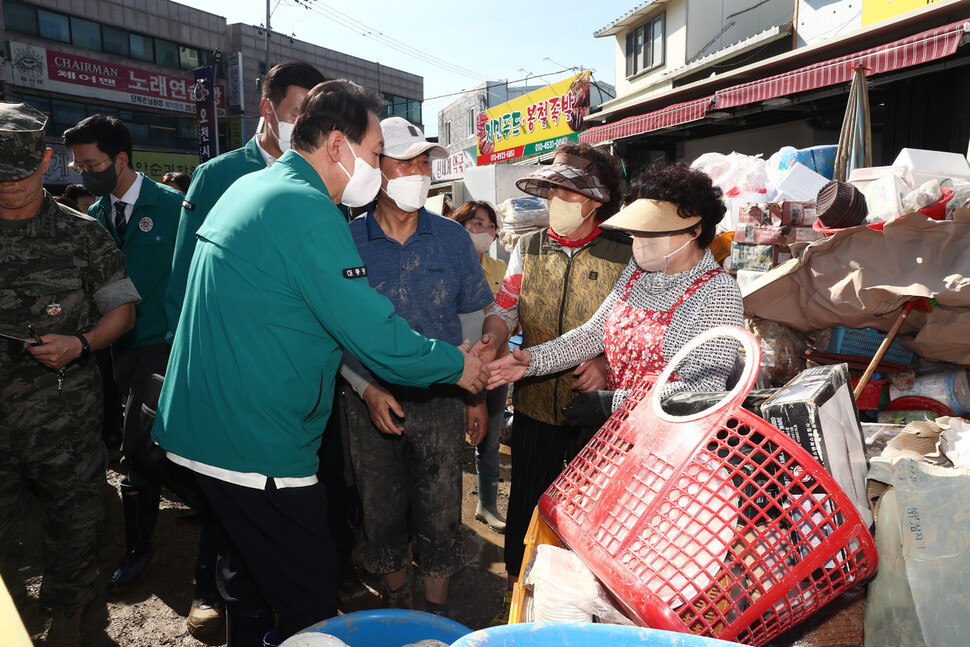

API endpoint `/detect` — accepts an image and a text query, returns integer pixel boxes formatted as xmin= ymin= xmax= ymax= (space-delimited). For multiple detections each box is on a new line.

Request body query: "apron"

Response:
xmin=604 ymin=267 xmax=725 ymax=391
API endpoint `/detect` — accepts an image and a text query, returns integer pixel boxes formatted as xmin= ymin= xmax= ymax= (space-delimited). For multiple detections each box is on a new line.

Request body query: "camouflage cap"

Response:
xmin=0 ymin=102 xmax=48 ymax=181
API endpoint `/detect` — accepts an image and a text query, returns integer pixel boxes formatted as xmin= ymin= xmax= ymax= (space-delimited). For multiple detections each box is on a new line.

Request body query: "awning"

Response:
xmin=715 ymin=18 xmax=969 ymax=109
xmin=579 ymin=96 xmax=714 ymax=145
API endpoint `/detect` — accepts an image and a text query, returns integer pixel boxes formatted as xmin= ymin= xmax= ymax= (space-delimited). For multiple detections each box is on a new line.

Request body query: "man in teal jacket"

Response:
xmin=63 ymin=115 xmax=193 ymax=603
xmin=166 ymin=62 xmax=326 ymax=339
xmin=153 ymin=79 xmax=489 ymax=646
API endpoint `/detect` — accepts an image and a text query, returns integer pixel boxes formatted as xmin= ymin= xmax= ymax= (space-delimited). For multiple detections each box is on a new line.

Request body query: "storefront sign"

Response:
xmin=432 ymin=148 xmax=476 ymax=182
xmin=9 ymin=40 xmax=225 ymax=115
xmin=862 ymin=0 xmax=944 ymax=27
xmin=44 ymin=144 xmax=198 ymax=184
xmin=43 ymin=144 xmax=79 ymax=185
xmin=476 ymin=71 xmax=591 ymax=166
xmin=227 ymin=51 xmax=244 ymax=110
xmin=228 ymin=114 xmax=246 ymax=149
xmin=194 ymin=66 xmax=219 ymax=163
xmin=131 ymin=151 xmax=200 ymax=180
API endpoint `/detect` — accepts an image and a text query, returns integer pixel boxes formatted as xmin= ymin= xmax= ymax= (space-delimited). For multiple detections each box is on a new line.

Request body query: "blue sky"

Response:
xmin=181 ymin=0 xmax=638 ymax=134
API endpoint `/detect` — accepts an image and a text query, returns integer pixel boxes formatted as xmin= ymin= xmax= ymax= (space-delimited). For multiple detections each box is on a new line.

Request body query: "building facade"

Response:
xmin=583 ymin=0 xmax=970 ymax=171
xmin=1 ymin=0 xmax=424 ymax=189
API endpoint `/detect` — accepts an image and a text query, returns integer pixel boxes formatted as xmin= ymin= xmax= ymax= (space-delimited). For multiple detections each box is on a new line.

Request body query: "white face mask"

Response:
xmin=269 ymin=104 xmax=294 ymax=153
xmin=632 ymin=235 xmax=694 ymax=273
xmin=383 ymin=173 xmax=431 ymax=213
xmin=338 ymin=140 xmax=382 ymax=208
xmin=468 ymin=230 xmax=494 ymax=255
xmin=548 ymin=196 xmax=592 ymax=237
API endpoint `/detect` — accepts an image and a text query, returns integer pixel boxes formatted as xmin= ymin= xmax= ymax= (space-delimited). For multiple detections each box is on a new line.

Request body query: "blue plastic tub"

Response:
xmin=449 ymin=623 xmax=746 ymax=647
xmin=295 ymin=609 xmax=471 ymax=647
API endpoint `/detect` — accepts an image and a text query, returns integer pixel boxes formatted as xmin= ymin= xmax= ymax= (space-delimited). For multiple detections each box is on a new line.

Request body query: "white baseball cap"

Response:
xmin=380 ymin=116 xmax=448 ymax=160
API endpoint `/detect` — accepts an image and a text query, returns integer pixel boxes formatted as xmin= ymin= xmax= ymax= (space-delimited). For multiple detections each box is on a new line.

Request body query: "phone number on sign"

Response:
xmin=488 ymin=149 xmax=519 ymax=162
xmin=533 ymin=137 xmax=570 ymax=152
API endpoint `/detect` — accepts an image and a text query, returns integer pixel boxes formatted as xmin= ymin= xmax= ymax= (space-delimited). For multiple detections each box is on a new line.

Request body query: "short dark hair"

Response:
xmin=63 ymin=114 xmax=133 ymax=162
xmin=291 ymin=79 xmax=384 ymax=153
xmin=62 ymin=183 xmax=93 ymax=202
xmin=557 ymin=142 xmax=622 ymax=222
xmin=161 ymin=171 xmax=191 ymax=193
xmin=451 ymin=200 xmax=498 ymax=230
xmin=53 ymin=195 xmax=80 ymax=212
xmin=624 ymin=162 xmax=725 ymax=247
xmin=262 ymin=61 xmax=326 ymax=105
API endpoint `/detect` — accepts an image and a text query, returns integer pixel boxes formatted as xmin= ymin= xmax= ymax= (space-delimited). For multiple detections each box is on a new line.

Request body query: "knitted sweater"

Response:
xmin=525 ymin=250 xmax=744 ymax=409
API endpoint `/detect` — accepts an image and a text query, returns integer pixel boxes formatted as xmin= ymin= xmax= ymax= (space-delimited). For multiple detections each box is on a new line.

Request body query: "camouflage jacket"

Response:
xmin=0 ymin=191 xmax=139 ymax=390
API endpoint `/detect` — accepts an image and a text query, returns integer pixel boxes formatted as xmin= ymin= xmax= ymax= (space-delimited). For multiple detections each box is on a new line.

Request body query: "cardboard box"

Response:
xmin=774 ymin=162 xmax=829 ymax=203
xmin=731 ymin=242 xmax=786 ymax=272
xmin=760 ymin=364 xmax=873 ymax=527
xmin=734 ymin=223 xmax=790 ymax=246
xmin=781 ymin=201 xmax=818 ymax=226
xmin=792 ymin=225 xmax=825 ymax=243
xmin=847 ymin=166 xmax=914 ymax=193
xmin=726 ymin=193 xmax=765 ymax=230
xmin=736 ymin=269 xmax=768 ymax=290
xmin=894 ymin=148 xmax=970 ymax=186
xmin=737 ymin=202 xmax=767 ymax=225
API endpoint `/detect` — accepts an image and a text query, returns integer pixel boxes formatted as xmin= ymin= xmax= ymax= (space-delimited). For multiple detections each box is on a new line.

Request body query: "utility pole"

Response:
xmin=264 ymin=0 xmax=271 ymax=78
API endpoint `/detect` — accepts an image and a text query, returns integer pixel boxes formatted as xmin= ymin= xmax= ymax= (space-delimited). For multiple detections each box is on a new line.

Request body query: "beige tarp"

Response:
xmin=742 ymin=209 xmax=970 ymax=364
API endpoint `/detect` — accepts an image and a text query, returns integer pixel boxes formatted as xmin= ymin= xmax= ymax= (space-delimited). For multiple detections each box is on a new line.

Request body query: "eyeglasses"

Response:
xmin=465 ymin=219 xmax=497 ymax=234
xmin=68 ymin=157 xmax=113 ymax=174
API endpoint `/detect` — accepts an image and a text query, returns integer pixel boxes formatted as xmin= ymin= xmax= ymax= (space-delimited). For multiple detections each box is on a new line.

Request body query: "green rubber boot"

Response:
xmin=475 ymin=474 xmax=506 ymax=533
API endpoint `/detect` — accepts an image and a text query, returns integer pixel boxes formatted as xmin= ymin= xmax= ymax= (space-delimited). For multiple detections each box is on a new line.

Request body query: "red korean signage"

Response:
xmin=9 ymin=40 xmax=224 ymax=114
xmin=47 ymin=48 xmax=224 ymax=110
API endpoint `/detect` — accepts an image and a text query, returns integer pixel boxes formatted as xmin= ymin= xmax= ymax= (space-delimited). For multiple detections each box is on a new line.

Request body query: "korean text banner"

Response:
xmin=476 ymin=71 xmax=591 ymax=165
xmin=9 ymin=40 xmax=225 ymax=115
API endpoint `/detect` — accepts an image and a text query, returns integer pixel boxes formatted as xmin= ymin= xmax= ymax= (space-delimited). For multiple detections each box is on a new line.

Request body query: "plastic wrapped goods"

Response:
xmin=746 ymin=317 xmax=807 ymax=387
xmin=902 ymin=179 xmax=944 ymax=214
xmin=526 ymin=545 xmax=633 ymax=625
xmin=692 ymin=152 xmax=767 ymax=198
xmin=863 ymin=173 xmax=915 ymax=224
xmin=496 ymin=196 xmax=548 ymax=228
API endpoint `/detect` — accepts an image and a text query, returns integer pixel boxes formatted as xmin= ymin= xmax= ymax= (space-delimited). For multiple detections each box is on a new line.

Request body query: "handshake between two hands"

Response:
xmin=456 ymin=335 xmax=532 ymax=394
xmin=458 ymin=336 xmax=610 ymax=395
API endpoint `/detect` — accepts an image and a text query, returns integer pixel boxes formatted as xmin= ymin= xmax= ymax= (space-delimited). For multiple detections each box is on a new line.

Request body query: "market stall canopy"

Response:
xmin=579 ymin=97 xmax=713 ymax=145
xmin=743 ymin=209 xmax=970 ymax=364
xmin=581 ymin=17 xmax=968 ymax=144
xmin=713 ymin=19 xmax=967 ymax=109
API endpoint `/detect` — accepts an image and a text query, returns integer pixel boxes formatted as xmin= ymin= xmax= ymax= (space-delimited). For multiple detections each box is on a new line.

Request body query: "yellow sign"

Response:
xmin=477 ymin=71 xmax=591 ymax=165
xmin=862 ymin=0 xmax=944 ymax=27
xmin=131 ymin=151 xmax=199 ymax=181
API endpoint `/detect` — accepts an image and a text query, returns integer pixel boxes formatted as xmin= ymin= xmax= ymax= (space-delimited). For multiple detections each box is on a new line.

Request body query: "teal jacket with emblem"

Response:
xmin=166 ymin=136 xmax=267 ymax=339
xmin=153 ymin=150 xmax=465 ymax=478
xmin=91 ymin=174 xmax=181 ymax=350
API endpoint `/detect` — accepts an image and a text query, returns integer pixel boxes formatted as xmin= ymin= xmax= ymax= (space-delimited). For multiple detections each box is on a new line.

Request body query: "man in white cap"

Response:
xmin=342 ymin=117 xmax=493 ymax=618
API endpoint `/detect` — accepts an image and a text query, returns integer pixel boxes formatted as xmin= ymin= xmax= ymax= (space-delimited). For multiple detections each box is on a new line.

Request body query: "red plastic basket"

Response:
xmin=851 ymin=379 xmax=884 ymax=410
xmin=538 ymin=326 xmax=877 ymax=647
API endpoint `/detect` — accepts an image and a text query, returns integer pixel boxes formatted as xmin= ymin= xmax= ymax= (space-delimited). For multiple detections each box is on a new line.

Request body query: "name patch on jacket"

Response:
xmin=182 ymin=200 xmax=195 ymax=211
xmin=342 ymin=266 xmax=368 ymax=279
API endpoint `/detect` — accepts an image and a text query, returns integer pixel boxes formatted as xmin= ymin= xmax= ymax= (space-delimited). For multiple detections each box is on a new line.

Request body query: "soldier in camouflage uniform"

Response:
xmin=0 ymin=102 xmax=139 ymax=645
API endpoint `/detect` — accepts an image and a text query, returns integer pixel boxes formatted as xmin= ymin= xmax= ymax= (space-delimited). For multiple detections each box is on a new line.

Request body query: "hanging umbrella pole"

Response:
xmin=834 ymin=66 xmax=873 ymax=182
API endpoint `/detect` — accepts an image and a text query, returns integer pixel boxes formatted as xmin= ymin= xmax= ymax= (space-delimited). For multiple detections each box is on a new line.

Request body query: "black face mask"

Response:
xmin=80 ymin=164 xmax=118 ymax=197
